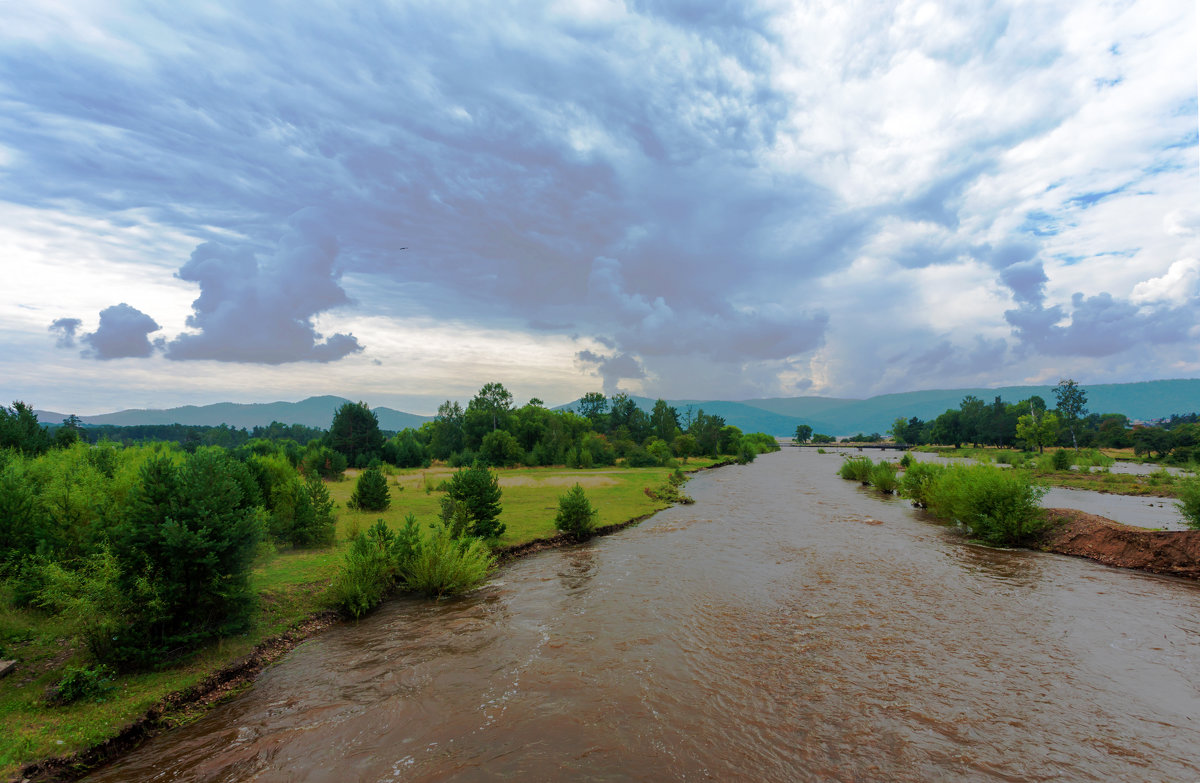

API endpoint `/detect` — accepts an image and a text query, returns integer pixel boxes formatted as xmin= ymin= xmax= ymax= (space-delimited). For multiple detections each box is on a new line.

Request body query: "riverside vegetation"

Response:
xmin=837 ymin=453 xmax=1200 ymax=546
xmin=0 ymin=388 xmax=778 ymax=778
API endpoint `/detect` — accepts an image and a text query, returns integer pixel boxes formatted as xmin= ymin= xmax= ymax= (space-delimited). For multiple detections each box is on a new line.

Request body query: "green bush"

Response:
xmin=46 ymin=664 xmax=115 ymax=706
xmin=838 ymin=456 xmax=873 ymax=483
xmin=868 ymin=461 xmax=898 ymax=494
xmin=405 ymin=519 xmax=494 ymax=598
xmin=899 ymin=452 xmax=915 ymax=469
xmin=736 ymin=442 xmax=758 ymax=464
xmin=349 ymin=466 xmax=390 ymax=512
xmin=1177 ymin=476 xmax=1200 ymax=530
xmin=555 ymin=484 xmax=598 ymax=539
xmin=925 ymin=465 xmax=1047 ymax=547
xmin=898 ymin=461 xmax=945 ymax=508
xmin=328 ymin=520 xmax=399 ymax=619
xmin=1051 ymin=449 xmax=1072 ymax=471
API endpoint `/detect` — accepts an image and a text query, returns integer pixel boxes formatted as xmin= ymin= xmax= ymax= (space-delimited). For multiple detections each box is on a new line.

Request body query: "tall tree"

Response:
xmin=466 ymin=382 xmax=514 ymax=439
xmin=793 ymin=424 xmax=813 ymax=444
xmin=651 ymin=399 xmax=680 ymax=443
xmin=577 ymin=392 xmax=608 ymax=425
xmin=0 ymin=401 xmax=52 ymax=455
xmin=429 ymin=400 xmax=465 ymax=460
xmin=1053 ymin=379 xmax=1088 ymax=450
xmin=326 ymin=401 xmax=384 ymax=466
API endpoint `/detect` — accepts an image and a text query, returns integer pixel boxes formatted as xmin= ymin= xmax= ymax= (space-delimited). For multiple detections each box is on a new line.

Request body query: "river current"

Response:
xmin=87 ymin=450 xmax=1200 ymax=782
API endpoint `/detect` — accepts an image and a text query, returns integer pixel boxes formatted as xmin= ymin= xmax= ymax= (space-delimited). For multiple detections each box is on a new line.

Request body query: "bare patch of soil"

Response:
xmin=1041 ymin=508 xmax=1200 ymax=580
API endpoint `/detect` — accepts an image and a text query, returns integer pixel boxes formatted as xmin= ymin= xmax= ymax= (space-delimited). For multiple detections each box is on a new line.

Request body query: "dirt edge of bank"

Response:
xmin=1041 ymin=507 xmax=1200 ymax=580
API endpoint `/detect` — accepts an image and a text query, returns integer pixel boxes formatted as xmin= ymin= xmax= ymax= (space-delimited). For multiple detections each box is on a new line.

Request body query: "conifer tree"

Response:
xmin=349 ymin=466 xmax=390 ymax=512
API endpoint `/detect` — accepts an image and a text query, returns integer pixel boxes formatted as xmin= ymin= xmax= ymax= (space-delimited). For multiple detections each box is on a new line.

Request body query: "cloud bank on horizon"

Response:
xmin=0 ymin=0 xmax=1197 ymax=414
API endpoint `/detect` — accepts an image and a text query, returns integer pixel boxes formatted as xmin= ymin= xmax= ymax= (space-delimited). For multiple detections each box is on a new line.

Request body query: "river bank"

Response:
xmin=1041 ymin=508 xmax=1200 ymax=580
xmin=10 ymin=462 xmax=727 ymax=783
xmin=72 ymin=449 xmax=1200 ymax=782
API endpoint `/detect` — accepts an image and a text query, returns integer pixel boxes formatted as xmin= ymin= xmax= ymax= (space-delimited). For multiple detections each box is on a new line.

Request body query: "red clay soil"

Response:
xmin=1041 ymin=507 xmax=1200 ymax=580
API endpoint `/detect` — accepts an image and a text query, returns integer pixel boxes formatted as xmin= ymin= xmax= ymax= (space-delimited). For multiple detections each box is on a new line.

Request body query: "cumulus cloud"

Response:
xmin=165 ymin=210 xmax=362 ymax=364
xmin=48 ymin=317 xmax=81 ymax=348
xmin=1131 ymin=258 xmax=1200 ymax=306
xmin=81 ymin=304 xmax=160 ymax=359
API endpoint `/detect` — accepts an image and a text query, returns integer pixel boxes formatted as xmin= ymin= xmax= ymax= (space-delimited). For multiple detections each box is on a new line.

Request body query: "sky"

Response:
xmin=1 ymin=0 xmax=1197 ymax=416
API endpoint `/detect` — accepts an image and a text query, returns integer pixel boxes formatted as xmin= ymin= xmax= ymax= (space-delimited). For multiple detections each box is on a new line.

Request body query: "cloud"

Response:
xmin=164 ymin=210 xmax=363 ymax=363
xmin=2 ymin=0 xmax=1197 ymax=404
xmin=48 ymin=317 xmax=81 ymax=348
xmin=576 ymin=349 xmax=647 ymax=395
xmin=81 ymin=304 xmax=160 ymax=359
xmin=1000 ymin=260 xmax=1049 ymax=305
xmin=1131 ymin=258 xmax=1200 ymax=306
xmin=1006 ymin=291 xmax=1195 ymax=357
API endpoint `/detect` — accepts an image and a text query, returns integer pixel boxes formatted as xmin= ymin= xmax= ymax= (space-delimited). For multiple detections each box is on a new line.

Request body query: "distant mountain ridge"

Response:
xmin=35 ymin=395 xmax=431 ymax=432
xmin=560 ymin=378 xmax=1200 ymax=436
xmin=32 ymin=379 xmax=1199 ymax=437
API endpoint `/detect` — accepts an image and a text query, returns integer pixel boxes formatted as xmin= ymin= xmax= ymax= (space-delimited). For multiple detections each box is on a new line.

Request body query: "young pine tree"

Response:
xmin=554 ymin=483 xmax=597 ymax=540
xmin=349 ymin=466 xmax=390 ymax=512
xmin=447 ymin=462 xmax=504 ymax=538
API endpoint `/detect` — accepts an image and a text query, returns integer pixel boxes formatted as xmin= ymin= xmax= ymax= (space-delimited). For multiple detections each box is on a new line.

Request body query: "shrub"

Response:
xmin=301 ymin=445 xmax=347 ymax=480
xmin=838 ymin=456 xmax=873 ymax=483
xmin=479 ymin=430 xmax=525 ymax=467
xmin=868 ymin=461 xmax=898 ymax=494
xmin=1177 ymin=476 xmax=1200 ymax=530
xmin=349 ymin=466 xmax=390 ymax=512
xmin=446 ymin=463 xmax=505 ymax=539
xmin=925 ymin=465 xmax=1047 ymax=547
xmin=624 ymin=446 xmax=660 ymax=467
xmin=1051 ymin=449 xmax=1071 ymax=471
xmin=46 ymin=664 xmax=115 ymax=706
xmin=328 ymin=520 xmax=398 ymax=619
xmin=736 ymin=442 xmax=758 ymax=464
xmin=555 ymin=484 xmax=598 ymax=539
xmin=898 ymin=462 xmax=945 ymax=508
xmin=405 ymin=519 xmax=494 ymax=598
xmin=899 ymin=453 xmax=915 ymax=469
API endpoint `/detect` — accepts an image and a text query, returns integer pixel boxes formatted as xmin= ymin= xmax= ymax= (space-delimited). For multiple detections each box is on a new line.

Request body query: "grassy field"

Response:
xmin=0 ymin=460 xmax=717 ymax=779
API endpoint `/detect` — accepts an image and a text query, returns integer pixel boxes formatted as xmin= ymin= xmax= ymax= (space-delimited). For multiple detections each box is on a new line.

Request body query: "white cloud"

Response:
xmin=1131 ymin=258 xmax=1200 ymax=306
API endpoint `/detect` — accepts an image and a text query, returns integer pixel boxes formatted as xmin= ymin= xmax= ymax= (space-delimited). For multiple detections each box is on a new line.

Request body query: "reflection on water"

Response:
xmin=87 ymin=451 xmax=1200 ymax=783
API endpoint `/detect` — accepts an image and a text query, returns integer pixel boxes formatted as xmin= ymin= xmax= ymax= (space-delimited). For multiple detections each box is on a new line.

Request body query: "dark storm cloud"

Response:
xmin=165 ymin=210 xmax=362 ymax=364
xmin=4 ymin=1 xmax=1195 ymax=393
xmin=81 ymin=304 xmax=160 ymax=360
xmin=48 ymin=317 xmax=81 ymax=348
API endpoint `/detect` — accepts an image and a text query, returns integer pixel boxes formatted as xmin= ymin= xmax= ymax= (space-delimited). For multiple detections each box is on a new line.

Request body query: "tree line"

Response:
xmin=788 ymin=380 xmax=1197 ymax=464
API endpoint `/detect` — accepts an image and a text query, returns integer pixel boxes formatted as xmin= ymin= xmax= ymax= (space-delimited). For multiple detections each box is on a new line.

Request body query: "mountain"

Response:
xmin=559 ymin=379 xmax=1200 ymax=437
xmin=35 ymin=396 xmax=431 ymax=432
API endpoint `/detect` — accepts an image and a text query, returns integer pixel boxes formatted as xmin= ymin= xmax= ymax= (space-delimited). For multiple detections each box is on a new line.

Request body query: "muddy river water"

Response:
xmin=87 ymin=450 xmax=1200 ymax=782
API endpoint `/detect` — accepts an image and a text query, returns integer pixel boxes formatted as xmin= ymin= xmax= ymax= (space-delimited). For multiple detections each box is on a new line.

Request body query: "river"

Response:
xmin=86 ymin=450 xmax=1200 ymax=782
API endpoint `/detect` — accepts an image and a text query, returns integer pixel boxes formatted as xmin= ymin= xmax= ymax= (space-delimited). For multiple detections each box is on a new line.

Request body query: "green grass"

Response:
xmin=0 ymin=460 xmax=711 ymax=778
